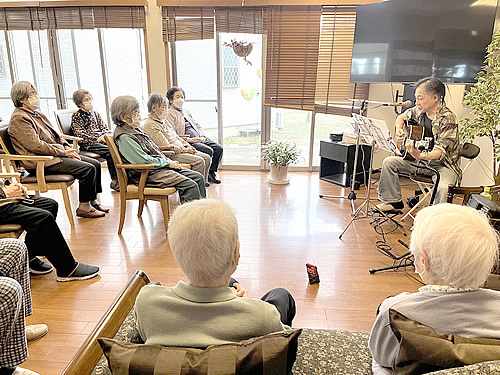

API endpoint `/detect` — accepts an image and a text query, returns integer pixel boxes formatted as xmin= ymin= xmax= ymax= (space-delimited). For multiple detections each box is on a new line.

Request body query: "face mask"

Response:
xmin=131 ymin=114 xmax=142 ymax=125
xmin=83 ymin=101 xmax=93 ymax=111
xmin=173 ymin=98 xmax=184 ymax=109
xmin=159 ymin=109 xmax=168 ymax=120
xmin=27 ymin=95 xmax=40 ymax=111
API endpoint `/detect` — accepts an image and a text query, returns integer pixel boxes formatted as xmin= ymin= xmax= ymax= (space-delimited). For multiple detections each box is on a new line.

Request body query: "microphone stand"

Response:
xmin=319 ymin=100 xmax=368 ymax=213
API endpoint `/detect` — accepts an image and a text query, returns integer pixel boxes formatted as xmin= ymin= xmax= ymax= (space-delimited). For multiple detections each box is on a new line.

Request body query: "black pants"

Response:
xmin=44 ymin=155 xmax=102 ymax=202
xmin=229 ymin=278 xmax=296 ymax=326
xmin=83 ymin=142 xmax=117 ymax=181
xmin=0 ymin=196 xmax=77 ymax=276
xmin=191 ymin=138 xmax=223 ymax=174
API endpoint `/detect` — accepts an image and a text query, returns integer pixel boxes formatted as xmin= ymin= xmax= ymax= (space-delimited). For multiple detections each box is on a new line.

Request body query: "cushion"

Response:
xmin=99 ymin=329 xmax=301 ymax=375
xmin=389 ymin=309 xmax=500 ymax=374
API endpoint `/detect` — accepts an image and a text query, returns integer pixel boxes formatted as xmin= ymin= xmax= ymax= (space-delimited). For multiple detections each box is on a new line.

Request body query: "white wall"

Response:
xmin=366 ymin=83 xmax=494 ymax=186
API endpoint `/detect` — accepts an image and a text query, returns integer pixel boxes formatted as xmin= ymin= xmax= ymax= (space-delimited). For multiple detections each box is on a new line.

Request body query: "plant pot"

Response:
xmin=267 ymin=165 xmax=290 ymax=185
xmin=232 ymin=44 xmax=253 ymax=65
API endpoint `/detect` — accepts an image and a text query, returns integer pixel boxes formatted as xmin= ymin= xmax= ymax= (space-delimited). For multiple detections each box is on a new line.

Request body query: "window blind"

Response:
xmin=0 ymin=6 xmax=145 ymax=30
xmin=162 ymin=6 xmax=214 ymax=42
xmin=314 ymin=5 xmax=368 ymax=116
xmin=264 ymin=5 xmax=321 ymax=111
xmin=215 ymin=7 xmax=267 ymax=34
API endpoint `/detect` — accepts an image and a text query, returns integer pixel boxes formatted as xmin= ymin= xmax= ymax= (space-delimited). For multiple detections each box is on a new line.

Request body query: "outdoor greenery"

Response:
xmin=460 ymin=30 xmax=500 ymax=180
xmin=261 ymin=140 xmax=302 ymax=169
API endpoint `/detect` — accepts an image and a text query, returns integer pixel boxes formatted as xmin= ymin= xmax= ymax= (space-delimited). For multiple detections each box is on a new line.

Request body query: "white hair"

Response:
xmin=167 ymin=199 xmax=239 ymax=286
xmin=411 ymin=203 xmax=499 ymax=288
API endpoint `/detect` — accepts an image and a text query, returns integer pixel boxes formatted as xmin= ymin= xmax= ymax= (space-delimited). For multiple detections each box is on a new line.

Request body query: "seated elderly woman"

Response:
xmin=70 ymin=89 xmax=118 ymax=191
xmin=111 ymin=96 xmax=206 ymax=203
xmin=8 ymin=81 xmax=108 ymax=218
xmin=142 ymin=93 xmax=211 ymax=186
xmin=135 ymin=199 xmax=296 ymax=347
xmin=166 ymin=87 xmax=223 ymax=184
xmin=369 ymin=203 xmax=500 ymax=374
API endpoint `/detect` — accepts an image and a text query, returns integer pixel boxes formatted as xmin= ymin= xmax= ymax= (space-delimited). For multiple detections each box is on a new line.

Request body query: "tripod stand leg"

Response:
xmin=339 ymin=199 xmax=368 ymax=239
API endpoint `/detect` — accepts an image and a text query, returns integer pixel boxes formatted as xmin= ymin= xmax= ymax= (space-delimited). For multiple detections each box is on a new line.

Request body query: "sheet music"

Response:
xmin=351 ymin=114 xmax=399 ymax=155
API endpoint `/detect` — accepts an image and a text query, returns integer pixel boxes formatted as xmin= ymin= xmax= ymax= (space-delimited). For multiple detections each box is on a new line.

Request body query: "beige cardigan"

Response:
xmin=8 ymin=107 xmax=68 ymax=169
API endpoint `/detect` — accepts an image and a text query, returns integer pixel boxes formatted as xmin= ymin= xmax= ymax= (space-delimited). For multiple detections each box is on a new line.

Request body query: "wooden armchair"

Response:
xmin=104 ymin=136 xmax=177 ymax=235
xmin=0 ymin=124 xmax=76 ymax=227
xmin=62 ymin=270 xmax=151 ymax=375
xmin=446 ymin=184 xmax=500 ymax=205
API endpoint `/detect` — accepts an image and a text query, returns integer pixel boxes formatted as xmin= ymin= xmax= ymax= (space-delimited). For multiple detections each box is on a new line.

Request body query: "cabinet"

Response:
xmin=319 ymin=140 xmax=372 ymax=188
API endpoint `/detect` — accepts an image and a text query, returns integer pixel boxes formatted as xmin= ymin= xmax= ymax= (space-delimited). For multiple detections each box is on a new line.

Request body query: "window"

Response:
xmin=0 ymin=28 xmax=148 ymax=125
xmin=222 ymin=46 xmax=239 ymax=88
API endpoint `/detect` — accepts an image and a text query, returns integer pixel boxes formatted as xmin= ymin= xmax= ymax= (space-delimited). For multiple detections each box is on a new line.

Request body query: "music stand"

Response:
xmin=319 ymin=100 xmax=368 ymax=212
xmin=338 ymin=115 xmax=405 ymax=239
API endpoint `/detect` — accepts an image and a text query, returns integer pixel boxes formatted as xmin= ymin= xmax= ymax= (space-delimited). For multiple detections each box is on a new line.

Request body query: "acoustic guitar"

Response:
xmin=398 ymin=119 xmax=432 ymax=161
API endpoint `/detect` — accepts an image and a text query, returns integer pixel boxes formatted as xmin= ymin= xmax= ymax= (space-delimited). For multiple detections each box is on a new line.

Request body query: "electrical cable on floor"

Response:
xmin=370 ymin=211 xmax=424 ymax=285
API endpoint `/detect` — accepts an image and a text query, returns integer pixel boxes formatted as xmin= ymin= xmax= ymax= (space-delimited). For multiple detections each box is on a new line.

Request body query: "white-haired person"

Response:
xmin=135 ymin=199 xmax=296 ymax=347
xmin=369 ymin=203 xmax=500 ymax=374
xmin=8 ymin=81 xmax=108 ymax=218
xmin=143 ymin=93 xmax=212 ymax=186
xmin=0 ymin=238 xmax=48 ymax=375
xmin=111 ymin=96 xmax=206 ymax=203
xmin=70 ymin=89 xmax=119 ymax=191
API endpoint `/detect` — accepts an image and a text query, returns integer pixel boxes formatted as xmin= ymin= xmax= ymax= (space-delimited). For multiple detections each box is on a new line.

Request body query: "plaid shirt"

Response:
xmin=0 ymin=238 xmax=31 ymax=367
xmin=71 ymin=109 xmax=110 ymax=149
xmin=402 ymin=104 xmax=462 ymax=181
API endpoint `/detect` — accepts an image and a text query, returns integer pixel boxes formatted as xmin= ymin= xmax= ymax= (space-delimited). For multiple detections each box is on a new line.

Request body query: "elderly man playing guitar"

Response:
xmin=375 ymin=77 xmax=461 ymax=212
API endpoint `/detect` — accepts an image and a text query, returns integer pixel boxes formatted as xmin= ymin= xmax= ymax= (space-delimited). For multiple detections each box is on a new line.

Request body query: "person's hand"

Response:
xmin=395 ymin=128 xmax=406 ymax=144
xmin=5 ymin=182 xmax=28 ymax=198
xmin=406 ymin=140 xmax=421 ymax=159
xmin=97 ymin=135 xmax=106 ymax=143
xmin=185 ymin=147 xmax=196 ymax=154
xmin=232 ymin=283 xmax=250 ymax=298
xmin=64 ymin=149 xmax=81 ymax=160
xmin=169 ymin=161 xmax=182 ymax=170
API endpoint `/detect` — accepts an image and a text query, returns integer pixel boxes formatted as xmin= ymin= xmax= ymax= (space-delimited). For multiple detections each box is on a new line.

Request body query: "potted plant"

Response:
xmin=460 ymin=30 xmax=500 ymax=182
xmin=261 ymin=140 xmax=301 ymax=184
xmin=223 ymin=39 xmax=254 ymax=65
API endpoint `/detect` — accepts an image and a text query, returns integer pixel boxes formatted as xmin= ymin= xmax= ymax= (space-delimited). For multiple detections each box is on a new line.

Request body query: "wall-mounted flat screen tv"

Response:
xmin=350 ymin=0 xmax=498 ymax=83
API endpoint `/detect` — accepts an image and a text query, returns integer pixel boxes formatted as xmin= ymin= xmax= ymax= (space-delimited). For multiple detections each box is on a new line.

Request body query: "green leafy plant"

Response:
xmin=260 ymin=140 xmax=302 ymax=169
xmin=460 ymin=31 xmax=500 ymax=181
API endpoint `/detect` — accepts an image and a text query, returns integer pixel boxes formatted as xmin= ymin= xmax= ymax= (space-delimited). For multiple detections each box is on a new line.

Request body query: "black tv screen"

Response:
xmin=350 ymin=0 xmax=497 ymax=83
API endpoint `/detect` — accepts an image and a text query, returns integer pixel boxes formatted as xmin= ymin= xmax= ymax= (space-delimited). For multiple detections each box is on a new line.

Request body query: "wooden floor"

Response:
xmin=23 ymin=170 xmax=421 ymax=374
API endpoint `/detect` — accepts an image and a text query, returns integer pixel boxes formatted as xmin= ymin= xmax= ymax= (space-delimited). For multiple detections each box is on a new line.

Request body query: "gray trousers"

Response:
xmin=0 ymin=239 xmax=30 ymax=368
xmin=170 ymin=152 xmax=211 ymax=183
xmin=378 ymin=156 xmax=458 ymax=204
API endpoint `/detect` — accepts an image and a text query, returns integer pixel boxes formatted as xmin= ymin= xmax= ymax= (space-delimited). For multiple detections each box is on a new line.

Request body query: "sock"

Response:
xmin=78 ymin=202 xmax=92 ymax=211
xmin=91 ymin=199 xmax=100 ymax=206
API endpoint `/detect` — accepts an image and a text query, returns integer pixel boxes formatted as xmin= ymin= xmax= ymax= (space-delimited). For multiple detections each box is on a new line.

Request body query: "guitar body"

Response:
xmin=398 ymin=120 xmax=428 ymax=161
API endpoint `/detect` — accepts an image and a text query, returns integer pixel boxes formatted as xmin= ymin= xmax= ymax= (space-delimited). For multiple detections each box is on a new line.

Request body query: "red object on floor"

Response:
xmin=306 ymin=263 xmax=320 ymax=284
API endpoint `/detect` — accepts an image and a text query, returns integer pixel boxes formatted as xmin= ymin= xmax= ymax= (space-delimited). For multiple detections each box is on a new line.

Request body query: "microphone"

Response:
xmin=382 ymin=100 xmax=413 ymax=107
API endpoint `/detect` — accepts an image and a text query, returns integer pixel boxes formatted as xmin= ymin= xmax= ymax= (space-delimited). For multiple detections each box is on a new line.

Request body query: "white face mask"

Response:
xmin=27 ymin=95 xmax=40 ymax=111
xmin=159 ymin=109 xmax=168 ymax=120
xmin=173 ymin=98 xmax=184 ymax=109
xmin=131 ymin=114 xmax=142 ymax=125
xmin=83 ymin=101 xmax=93 ymax=111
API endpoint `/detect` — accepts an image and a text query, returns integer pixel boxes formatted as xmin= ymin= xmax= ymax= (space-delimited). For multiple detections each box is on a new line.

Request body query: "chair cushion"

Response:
xmin=21 ymin=174 xmax=75 ymax=183
xmin=98 ymin=329 xmax=302 ymax=375
xmin=126 ymin=185 xmax=177 ymax=196
xmin=390 ymin=309 xmax=500 ymax=374
xmin=79 ymin=151 xmax=103 ymax=160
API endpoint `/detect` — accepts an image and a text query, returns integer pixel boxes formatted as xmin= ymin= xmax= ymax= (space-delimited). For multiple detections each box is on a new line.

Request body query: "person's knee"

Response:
xmin=0 ymin=240 xmax=26 ymax=276
xmin=0 ymin=277 xmax=23 ymax=307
